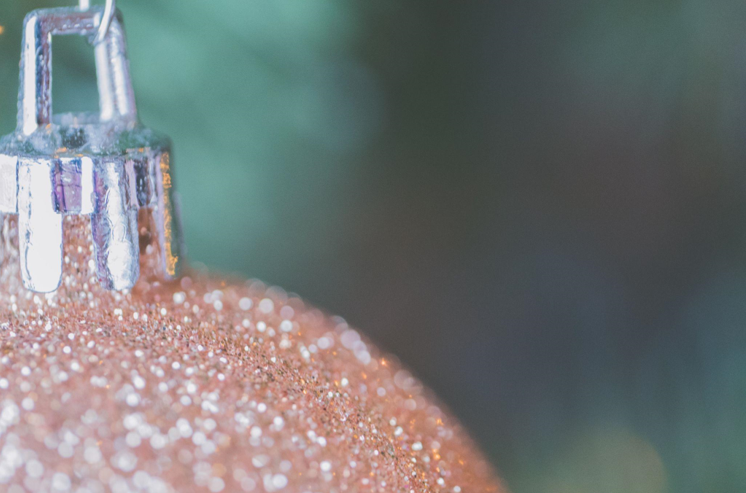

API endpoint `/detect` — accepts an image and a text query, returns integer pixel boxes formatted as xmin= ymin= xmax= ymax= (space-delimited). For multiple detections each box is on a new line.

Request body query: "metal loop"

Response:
xmin=18 ymin=7 xmax=137 ymax=134
xmin=79 ymin=0 xmax=116 ymax=44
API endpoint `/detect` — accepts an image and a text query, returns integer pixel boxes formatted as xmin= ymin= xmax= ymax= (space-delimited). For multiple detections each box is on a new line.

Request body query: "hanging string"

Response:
xmin=78 ymin=0 xmax=116 ymax=44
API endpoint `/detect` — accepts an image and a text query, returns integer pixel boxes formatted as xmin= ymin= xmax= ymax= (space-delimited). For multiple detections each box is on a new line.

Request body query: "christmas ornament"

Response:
xmin=0 ymin=3 xmax=502 ymax=492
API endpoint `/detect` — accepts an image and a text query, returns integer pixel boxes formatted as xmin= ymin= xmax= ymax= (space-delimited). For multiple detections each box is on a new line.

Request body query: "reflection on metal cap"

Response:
xmin=0 ymin=7 xmax=183 ymax=292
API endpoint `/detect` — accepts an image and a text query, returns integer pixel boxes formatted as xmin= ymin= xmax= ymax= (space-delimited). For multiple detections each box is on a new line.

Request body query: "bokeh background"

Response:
xmin=2 ymin=0 xmax=746 ymax=491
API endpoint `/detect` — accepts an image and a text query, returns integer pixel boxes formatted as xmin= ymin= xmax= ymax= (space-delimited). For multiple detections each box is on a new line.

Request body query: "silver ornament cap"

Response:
xmin=0 ymin=6 xmax=183 ymax=293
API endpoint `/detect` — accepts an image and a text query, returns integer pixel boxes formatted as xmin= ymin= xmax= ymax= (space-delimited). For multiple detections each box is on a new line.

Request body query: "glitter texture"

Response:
xmin=0 ymin=216 xmax=502 ymax=492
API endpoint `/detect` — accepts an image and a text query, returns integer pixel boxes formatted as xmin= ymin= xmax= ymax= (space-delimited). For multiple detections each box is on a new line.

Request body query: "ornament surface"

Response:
xmin=0 ymin=217 xmax=502 ymax=493
xmin=0 ymin=5 xmax=502 ymax=493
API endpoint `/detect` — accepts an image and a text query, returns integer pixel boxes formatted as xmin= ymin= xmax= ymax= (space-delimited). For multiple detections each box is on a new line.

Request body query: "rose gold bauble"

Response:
xmin=0 ymin=216 xmax=502 ymax=493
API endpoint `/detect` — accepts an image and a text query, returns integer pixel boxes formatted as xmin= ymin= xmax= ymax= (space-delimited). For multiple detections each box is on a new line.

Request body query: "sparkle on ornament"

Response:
xmin=0 ymin=216 xmax=500 ymax=492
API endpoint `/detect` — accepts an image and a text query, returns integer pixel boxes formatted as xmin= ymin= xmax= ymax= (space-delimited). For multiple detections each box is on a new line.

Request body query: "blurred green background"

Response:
xmin=3 ymin=0 xmax=746 ymax=491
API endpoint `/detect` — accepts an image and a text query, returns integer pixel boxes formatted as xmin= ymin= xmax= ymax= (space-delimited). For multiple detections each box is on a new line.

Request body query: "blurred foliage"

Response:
xmin=4 ymin=1 xmax=746 ymax=492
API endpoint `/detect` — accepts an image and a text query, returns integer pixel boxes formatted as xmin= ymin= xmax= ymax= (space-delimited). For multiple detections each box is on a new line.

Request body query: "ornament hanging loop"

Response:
xmin=79 ymin=0 xmax=117 ymax=44
xmin=0 ymin=4 xmax=183 ymax=292
xmin=19 ymin=5 xmax=136 ymax=135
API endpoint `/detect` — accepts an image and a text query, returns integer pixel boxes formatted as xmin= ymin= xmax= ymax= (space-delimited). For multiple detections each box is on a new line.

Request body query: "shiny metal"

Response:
xmin=95 ymin=0 xmax=116 ymax=44
xmin=0 ymin=6 xmax=183 ymax=292
xmin=20 ymin=6 xmax=136 ymax=136
xmin=78 ymin=0 xmax=116 ymax=44
xmin=18 ymin=158 xmax=63 ymax=292
xmin=90 ymin=158 xmax=139 ymax=290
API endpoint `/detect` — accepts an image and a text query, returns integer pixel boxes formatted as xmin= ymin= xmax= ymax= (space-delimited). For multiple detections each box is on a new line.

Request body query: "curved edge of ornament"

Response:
xmin=0 ymin=216 xmax=505 ymax=493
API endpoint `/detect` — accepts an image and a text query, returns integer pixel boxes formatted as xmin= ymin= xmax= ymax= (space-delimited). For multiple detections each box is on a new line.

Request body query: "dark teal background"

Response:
xmin=3 ymin=1 xmax=746 ymax=492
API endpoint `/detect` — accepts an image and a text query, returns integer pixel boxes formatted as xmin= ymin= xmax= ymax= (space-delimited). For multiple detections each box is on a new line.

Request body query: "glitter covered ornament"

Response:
xmin=0 ymin=4 xmax=502 ymax=493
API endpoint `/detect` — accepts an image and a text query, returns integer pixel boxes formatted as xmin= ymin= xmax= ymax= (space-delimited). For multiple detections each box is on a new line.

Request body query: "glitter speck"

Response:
xmin=51 ymin=473 xmax=71 ymax=490
xmin=258 ymin=298 xmax=274 ymax=314
xmin=272 ymin=474 xmax=288 ymax=490
xmin=0 ymin=217 xmax=500 ymax=493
